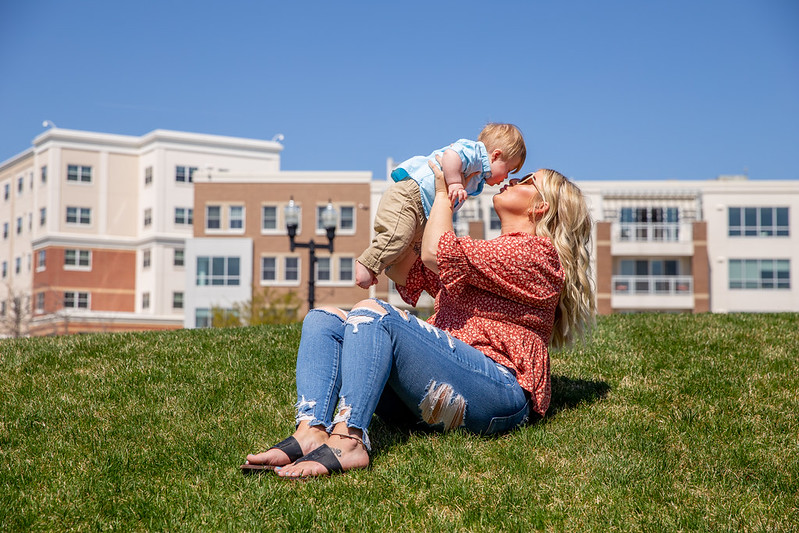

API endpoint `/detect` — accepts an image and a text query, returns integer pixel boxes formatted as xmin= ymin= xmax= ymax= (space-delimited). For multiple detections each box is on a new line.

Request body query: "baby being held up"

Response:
xmin=355 ymin=123 xmax=526 ymax=288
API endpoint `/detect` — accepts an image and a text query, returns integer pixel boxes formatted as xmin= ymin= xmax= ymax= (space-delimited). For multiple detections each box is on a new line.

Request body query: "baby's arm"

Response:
xmin=441 ymin=149 xmax=468 ymax=207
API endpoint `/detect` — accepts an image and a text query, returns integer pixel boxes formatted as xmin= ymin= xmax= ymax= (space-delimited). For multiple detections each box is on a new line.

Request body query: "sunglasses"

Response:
xmin=515 ymin=173 xmax=542 ymax=195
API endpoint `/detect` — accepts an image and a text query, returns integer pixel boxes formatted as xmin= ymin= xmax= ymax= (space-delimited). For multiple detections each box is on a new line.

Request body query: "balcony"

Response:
xmin=611 ymin=275 xmax=694 ymax=311
xmin=611 ymin=222 xmax=694 ymax=256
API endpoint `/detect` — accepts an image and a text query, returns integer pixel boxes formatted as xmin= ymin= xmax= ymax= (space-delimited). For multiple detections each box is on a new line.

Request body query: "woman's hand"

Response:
xmin=421 ymin=156 xmax=456 ymax=273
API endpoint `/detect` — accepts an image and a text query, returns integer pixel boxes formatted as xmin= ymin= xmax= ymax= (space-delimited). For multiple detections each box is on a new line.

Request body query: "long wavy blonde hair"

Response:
xmin=532 ymin=169 xmax=596 ymax=349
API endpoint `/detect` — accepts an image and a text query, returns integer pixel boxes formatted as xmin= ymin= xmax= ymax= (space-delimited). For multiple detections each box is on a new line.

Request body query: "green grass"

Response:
xmin=1 ymin=314 xmax=798 ymax=531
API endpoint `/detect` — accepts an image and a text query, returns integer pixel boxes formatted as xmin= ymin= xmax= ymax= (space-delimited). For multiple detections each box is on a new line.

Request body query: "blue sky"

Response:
xmin=1 ymin=0 xmax=797 ymax=181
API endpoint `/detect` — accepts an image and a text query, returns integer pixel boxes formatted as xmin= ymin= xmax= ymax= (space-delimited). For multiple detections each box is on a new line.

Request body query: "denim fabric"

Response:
xmin=294 ymin=301 xmax=530 ymax=448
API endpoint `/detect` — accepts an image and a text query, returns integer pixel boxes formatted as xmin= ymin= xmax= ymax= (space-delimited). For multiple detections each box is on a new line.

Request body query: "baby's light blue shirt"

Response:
xmin=390 ymin=139 xmax=491 ymax=218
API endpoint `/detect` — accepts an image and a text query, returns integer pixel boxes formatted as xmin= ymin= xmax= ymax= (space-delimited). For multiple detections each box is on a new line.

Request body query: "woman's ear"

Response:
xmin=530 ymin=202 xmax=550 ymax=218
xmin=490 ymin=149 xmax=503 ymax=163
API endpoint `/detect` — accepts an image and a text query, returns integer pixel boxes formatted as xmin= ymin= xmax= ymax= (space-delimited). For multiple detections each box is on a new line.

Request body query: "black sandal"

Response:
xmin=240 ymin=436 xmax=305 ymax=475
xmin=281 ymin=433 xmax=369 ymax=479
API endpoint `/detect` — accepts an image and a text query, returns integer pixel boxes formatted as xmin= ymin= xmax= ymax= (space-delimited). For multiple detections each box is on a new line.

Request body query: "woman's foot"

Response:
xmin=276 ymin=429 xmax=369 ymax=478
xmin=244 ymin=422 xmax=328 ymax=469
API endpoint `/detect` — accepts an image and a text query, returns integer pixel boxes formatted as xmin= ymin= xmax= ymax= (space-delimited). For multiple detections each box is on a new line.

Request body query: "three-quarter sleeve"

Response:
xmin=395 ymin=257 xmax=442 ymax=306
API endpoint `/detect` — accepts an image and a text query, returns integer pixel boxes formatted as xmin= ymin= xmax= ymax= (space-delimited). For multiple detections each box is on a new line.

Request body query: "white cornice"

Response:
xmin=0 ymin=148 xmax=34 ymax=173
xmin=194 ymin=170 xmax=373 ymax=184
xmin=31 ymin=233 xmax=189 ymax=250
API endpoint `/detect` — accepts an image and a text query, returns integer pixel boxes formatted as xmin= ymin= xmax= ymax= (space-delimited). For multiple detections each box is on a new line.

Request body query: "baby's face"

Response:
xmin=486 ymin=156 xmax=521 ymax=186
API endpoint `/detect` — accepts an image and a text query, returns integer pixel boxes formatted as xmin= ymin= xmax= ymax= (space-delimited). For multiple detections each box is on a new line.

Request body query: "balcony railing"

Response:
xmin=612 ymin=275 xmax=693 ymax=295
xmin=617 ymin=222 xmax=681 ymax=242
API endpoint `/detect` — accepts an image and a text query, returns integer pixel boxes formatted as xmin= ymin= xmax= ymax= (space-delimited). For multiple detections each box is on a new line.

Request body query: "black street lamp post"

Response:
xmin=284 ymin=198 xmax=338 ymax=311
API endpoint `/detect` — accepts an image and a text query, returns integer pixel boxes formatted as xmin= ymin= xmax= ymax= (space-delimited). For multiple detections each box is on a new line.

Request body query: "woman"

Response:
xmin=242 ymin=162 xmax=595 ymax=478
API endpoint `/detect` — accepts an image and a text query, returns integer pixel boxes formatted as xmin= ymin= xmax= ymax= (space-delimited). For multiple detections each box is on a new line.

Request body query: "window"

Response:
xmin=285 ymin=257 xmax=299 ymax=281
xmin=66 ymin=207 xmax=91 ymax=225
xmin=41 ymin=166 xmax=47 ymax=184
xmin=261 ymin=257 xmax=277 ymax=282
xmin=316 ymin=257 xmax=331 ymax=281
xmin=229 ymin=205 xmax=244 ymax=230
xmin=15 ymin=257 xmax=21 ymax=274
xmin=317 ymin=204 xmax=355 ymax=233
xmin=64 ymin=291 xmax=89 ymax=309
xmin=1 ymin=261 xmax=6 ymax=278
xmin=339 ymin=257 xmax=354 ymax=282
xmin=27 ymin=253 xmax=31 ymax=272
xmin=339 ymin=206 xmax=354 ymax=231
xmin=67 ymin=165 xmax=92 ymax=183
xmin=619 ymin=207 xmax=680 ymax=241
xmin=3 ymin=222 xmax=7 ymax=239
xmin=175 ymin=207 xmax=193 ymax=225
xmin=174 ymin=248 xmax=185 ymax=267
xmin=142 ymin=292 xmax=150 ymax=309
xmin=195 ymin=308 xmax=212 ymax=328
xmin=40 ymin=207 xmax=46 ymax=226
xmin=728 ymin=207 xmax=789 ymax=237
xmin=262 ymin=205 xmax=278 ymax=231
xmin=176 ymin=166 xmax=197 ymax=183
xmin=28 ymin=213 xmax=32 ymax=231
xmin=206 ymin=206 xmax=221 ymax=230
xmin=729 ymin=259 xmax=790 ymax=290
xmin=143 ymin=249 xmax=151 ymax=268
xmin=196 ymin=256 xmax=240 ymax=286
xmin=173 ymin=291 xmax=184 ymax=309
xmin=37 ymin=250 xmax=46 ymax=270
xmin=144 ymin=208 xmax=152 ymax=227
xmin=145 ymin=166 xmax=153 ymax=185
xmin=18 ymin=176 xmax=24 ymax=193
xmin=16 ymin=217 xmax=22 ymax=234
xmin=4 ymin=183 xmax=9 ymax=200
xmin=489 ymin=207 xmax=501 ymax=231
xmin=35 ymin=292 xmax=45 ymax=312
xmin=64 ymin=249 xmax=91 ymax=269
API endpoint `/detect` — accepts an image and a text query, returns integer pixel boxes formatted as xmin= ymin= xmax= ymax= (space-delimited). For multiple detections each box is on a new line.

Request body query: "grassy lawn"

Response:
xmin=1 ymin=313 xmax=797 ymax=531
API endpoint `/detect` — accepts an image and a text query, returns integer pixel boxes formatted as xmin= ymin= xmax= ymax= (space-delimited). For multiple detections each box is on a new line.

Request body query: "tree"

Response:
xmin=1 ymin=284 xmax=31 ymax=338
xmin=211 ymin=287 xmax=302 ymax=328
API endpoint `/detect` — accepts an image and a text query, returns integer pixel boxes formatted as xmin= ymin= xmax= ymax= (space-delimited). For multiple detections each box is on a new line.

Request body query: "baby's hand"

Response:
xmin=448 ymin=183 xmax=468 ymax=208
xmin=355 ymin=261 xmax=378 ymax=289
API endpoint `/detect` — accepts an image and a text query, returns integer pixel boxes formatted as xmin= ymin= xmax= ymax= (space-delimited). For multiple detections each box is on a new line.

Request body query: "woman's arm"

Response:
xmin=421 ymin=158 xmax=455 ymax=273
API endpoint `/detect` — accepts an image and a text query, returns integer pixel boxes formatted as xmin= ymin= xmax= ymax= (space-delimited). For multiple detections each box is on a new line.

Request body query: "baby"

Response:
xmin=356 ymin=123 xmax=526 ymax=288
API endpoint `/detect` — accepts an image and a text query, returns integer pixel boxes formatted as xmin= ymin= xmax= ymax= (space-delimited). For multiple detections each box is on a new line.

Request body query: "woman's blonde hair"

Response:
xmin=532 ymin=169 xmax=596 ymax=349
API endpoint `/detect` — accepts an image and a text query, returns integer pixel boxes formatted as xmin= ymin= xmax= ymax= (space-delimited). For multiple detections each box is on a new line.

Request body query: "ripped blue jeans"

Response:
xmin=295 ymin=300 xmax=530 ymax=450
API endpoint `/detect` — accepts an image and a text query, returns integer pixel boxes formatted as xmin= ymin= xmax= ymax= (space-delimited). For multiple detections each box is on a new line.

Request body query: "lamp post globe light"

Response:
xmin=284 ymin=198 xmax=338 ymax=311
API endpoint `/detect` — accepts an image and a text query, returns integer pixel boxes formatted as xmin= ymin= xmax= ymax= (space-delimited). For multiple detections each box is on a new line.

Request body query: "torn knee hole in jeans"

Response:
xmin=418 ymin=381 xmax=466 ymax=431
xmin=345 ymin=306 xmax=386 ymax=333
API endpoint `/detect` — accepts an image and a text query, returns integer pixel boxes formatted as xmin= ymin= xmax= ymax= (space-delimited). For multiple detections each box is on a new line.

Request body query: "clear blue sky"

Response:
xmin=1 ymin=0 xmax=797 ymax=181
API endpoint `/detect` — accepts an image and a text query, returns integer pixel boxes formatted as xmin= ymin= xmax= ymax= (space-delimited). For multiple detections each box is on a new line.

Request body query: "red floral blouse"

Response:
xmin=396 ymin=231 xmax=564 ymax=417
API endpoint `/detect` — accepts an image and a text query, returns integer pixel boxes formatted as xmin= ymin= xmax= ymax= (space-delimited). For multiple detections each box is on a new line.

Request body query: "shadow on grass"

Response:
xmin=538 ymin=374 xmax=611 ymax=421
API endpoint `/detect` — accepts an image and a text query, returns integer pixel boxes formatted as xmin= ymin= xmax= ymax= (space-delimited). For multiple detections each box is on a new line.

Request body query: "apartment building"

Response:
xmin=445 ymin=173 xmax=798 ymax=314
xmin=184 ymin=170 xmax=372 ymax=327
xmin=0 ymin=128 xmax=281 ymax=335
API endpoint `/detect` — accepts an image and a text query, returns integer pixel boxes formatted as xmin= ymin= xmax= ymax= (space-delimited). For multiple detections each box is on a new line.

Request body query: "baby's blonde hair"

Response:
xmin=478 ymin=123 xmax=526 ymax=174
xmin=532 ymin=169 xmax=596 ymax=349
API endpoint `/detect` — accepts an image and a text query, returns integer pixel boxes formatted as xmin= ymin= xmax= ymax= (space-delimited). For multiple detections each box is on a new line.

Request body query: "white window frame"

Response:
xmin=172 ymin=291 xmax=184 ymax=309
xmin=261 ymin=204 xmax=280 ymax=233
xmin=66 ymin=206 xmax=91 ymax=226
xmin=228 ymin=205 xmax=245 ymax=233
xmin=260 ymin=254 xmax=302 ymax=286
xmin=144 ymin=208 xmax=153 ymax=228
xmin=35 ymin=292 xmax=45 ymax=313
xmin=316 ymin=255 xmax=356 ymax=286
xmin=195 ymin=256 xmax=241 ymax=286
xmin=143 ymin=249 xmax=151 ymax=269
xmin=175 ymin=207 xmax=193 ymax=226
xmin=36 ymin=250 xmax=46 ymax=271
xmin=205 ymin=205 xmax=222 ymax=231
xmin=144 ymin=166 xmax=153 ymax=186
xmin=64 ymin=291 xmax=90 ymax=309
xmin=64 ymin=249 xmax=91 ymax=271
xmin=316 ymin=203 xmax=356 ymax=236
xmin=174 ymin=248 xmax=185 ymax=267
xmin=41 ymin=165 xmax=47 ymax=184
xmin=729 ymin=258 xmax=791 ymax=290
xmin=728 ymin=206 xmax=790 ymax=237
xmin=67 ymin=164 xmax=92 ymax=183
xmin=40 ymin=207 xmax=46 ymax=226
xmin=176 ymin=165 xmax=197 ymax=183
xmin=142 ymin=292 xmax=150 ymax=310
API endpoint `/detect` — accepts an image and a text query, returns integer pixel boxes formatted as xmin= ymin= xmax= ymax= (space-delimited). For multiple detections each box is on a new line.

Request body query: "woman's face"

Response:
xmin=493 ymin=170 xmax=546 ymax=219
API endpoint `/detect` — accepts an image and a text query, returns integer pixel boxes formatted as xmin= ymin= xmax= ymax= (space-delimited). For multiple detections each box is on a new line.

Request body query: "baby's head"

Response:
xmin=479 ymin=123 xmax=526 ymax=186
